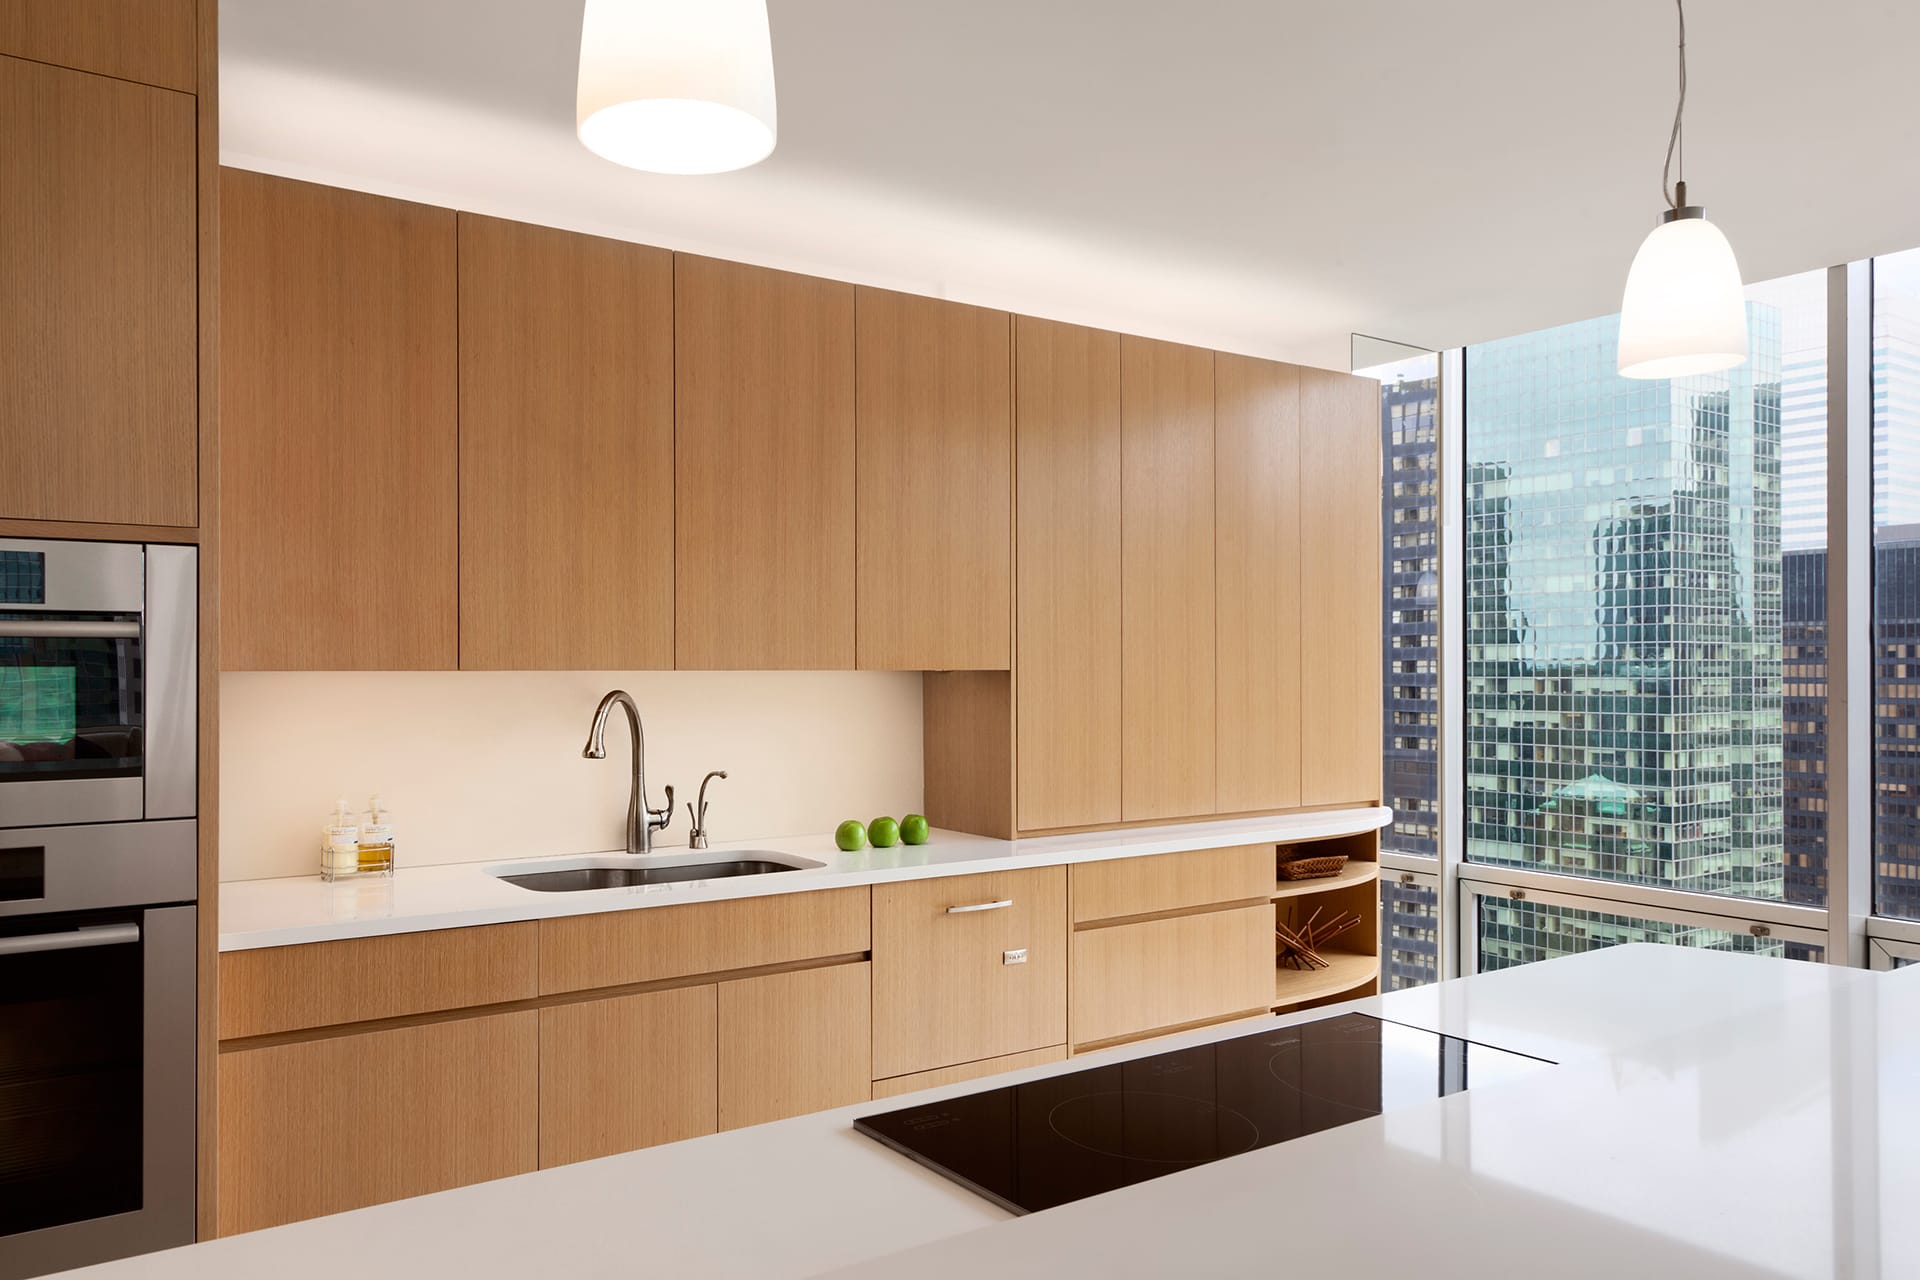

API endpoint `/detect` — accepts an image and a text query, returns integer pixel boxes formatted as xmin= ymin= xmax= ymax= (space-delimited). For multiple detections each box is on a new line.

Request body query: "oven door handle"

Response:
xmin=0 ymin=619 xmax=142 ymax=639
xmin=0 ymin=923 xmax=141 ymax=955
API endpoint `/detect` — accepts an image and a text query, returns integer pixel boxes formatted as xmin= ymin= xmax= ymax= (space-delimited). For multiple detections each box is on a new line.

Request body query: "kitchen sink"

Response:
xmin=492 ymin=851 xmax=824 ymax=893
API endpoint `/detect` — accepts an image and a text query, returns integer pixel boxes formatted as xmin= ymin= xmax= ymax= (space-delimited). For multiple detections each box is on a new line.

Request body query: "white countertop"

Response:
xmin=218 ymin=807 xmax=1392 ymax=950
xmin=64 ymin=946 xmax=1920 ymax=1279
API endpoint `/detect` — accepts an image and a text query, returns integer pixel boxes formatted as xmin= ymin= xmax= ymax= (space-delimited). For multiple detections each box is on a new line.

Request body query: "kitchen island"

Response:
xmin=64 ymin=945 xmax=1917 ymax=1278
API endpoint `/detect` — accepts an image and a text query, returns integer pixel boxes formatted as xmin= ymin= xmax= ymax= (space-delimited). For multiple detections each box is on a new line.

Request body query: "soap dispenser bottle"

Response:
xmin=358 ymin=795 xmax=395 ymax=875
xmin=320 ymin=799 xmax=359 ymax=882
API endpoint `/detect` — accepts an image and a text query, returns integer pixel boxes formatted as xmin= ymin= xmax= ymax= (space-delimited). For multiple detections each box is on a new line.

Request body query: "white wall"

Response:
xmin=220 ymin=671 xmax=924 ymax=881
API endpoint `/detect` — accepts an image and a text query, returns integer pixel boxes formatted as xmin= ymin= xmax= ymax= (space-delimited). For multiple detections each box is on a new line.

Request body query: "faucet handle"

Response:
xmin=648 ymin=784 xmax=675 ymax=831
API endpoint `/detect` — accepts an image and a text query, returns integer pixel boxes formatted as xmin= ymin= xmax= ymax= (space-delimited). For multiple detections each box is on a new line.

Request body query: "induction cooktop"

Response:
xmin=854 ymin=1012 xmax=1552 ymax=1214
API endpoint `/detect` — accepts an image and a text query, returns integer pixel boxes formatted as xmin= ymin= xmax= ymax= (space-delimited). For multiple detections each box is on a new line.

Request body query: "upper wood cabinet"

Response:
xmin=854 ymin=289 xmax=1012 ymax=671
xmin=1299 ymin=367 xmax=1382 ymax=806
xmin=0 ymin=1 xmax=198 ymax=92
xmin=675 ymin=255 xmax=856 ymax=669
xmin=1120 ymin=336 xmax=1216 ymax=822
xmin=0 ymin=56 xmax=197 ymax=527
xmin=1215 ymin=354 xmax=1303 ymax=814
xmin=1013 ymin=318 xmax=1123 ymax=832
xmin=220 ymin=171 xmax=459 ymax=671
xmin=457 ymin=215 xmax=674 ymax=670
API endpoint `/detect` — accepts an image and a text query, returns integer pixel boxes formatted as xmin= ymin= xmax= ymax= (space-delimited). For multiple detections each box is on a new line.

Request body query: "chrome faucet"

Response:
xmin=582 ymin=690 xmax=673 ymax=855
xmin=687 ymin=770 xmax=727 ymax=850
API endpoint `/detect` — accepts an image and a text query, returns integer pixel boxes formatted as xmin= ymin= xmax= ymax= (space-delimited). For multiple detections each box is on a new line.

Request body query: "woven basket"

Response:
xmin=1276 ymin=852 xmax=1349 ymax=881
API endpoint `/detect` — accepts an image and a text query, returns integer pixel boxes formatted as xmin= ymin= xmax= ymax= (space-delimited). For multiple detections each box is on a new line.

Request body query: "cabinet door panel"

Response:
xmin=718 ymin=962 xmax=870 ymax=1129
xmin=458 ymin=215 xmax=674 ymax=669
xmin=1014 ymin=318 xmax=1123 ymax=831
xmin=1069 ymin=844 xmax=1273 ymax=925
xmin=539 ymin=986 xmax=717 ymax=1167
xmin=1070 ymin=905 xmax=1272 ymax=1049
xmin=872 ymin=866 xmax=1066 ymax=1079
xmin=218 ymin=1012 xmax=537 ymax=1234
xmin=1215 ymin=354 xmax=1303 ymax=813
xmin=675 ymin=255 xmax=855 ymax=669
xmin=0 ymin=57 xmax=197 ymax=526
xmin=1120 ymin=337 xmax=1216 ymax=821
xmin=221 ymin=171 xmax=458 ymax=670
xmin=856 ymin=289 xmax=1012 ymax=670
xmin=0 ymin=2 xmax=197 ymax=90
xmin=1299 ymin=368 xmax=1382 ymax=805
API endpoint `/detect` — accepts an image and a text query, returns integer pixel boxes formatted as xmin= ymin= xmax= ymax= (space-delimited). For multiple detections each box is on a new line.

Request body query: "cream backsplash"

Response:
xmin=220 ymin=670 xmax=925 ymax=881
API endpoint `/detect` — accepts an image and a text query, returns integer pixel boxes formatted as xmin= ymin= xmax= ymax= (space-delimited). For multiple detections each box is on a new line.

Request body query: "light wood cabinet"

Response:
xmin=218 ymin=1011 xmax=537 ymax=1235
xmin=674 ymin=255 xmax=856 ymax=669
xmin=1013 ymin=318 xmax=1123 ymax=831
xmin=220 ymin=170 xmax=458 ymax=670
xmin=855 ymin=289 xmax=1012 ymax=670
xmin=538 ymin=986 xmax=717 ymax=1168
xmin=457 ymin=215 xmax=674 ymax=670
xmin=0 ymin=0 xmax=197 ymax=91
xmin=873 ymin=1045 xmax=1066 ymax=1099
xmin=872 ymin=866 xmax=1067 ymax=1079
xmin=718 ymin=962 xmax=870 ymax=1129
xmin=1069 ymin=845 xmax=1272 ymax=924
xmin=1120 ymin=336 xmax=1216 ymax=822
xmin=1214 ymin=354 xmax=1303 ymax=813
xmin=1299 ymin=367 xmax=1382 ymax=806
xmin=0 ymin=55 xmax=197 ymax=527
xmin=1070 ymin=905 xmax=1273 ymax=1050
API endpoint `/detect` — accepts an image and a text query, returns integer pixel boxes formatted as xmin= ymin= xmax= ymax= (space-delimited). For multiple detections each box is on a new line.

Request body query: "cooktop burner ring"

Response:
xmin=1045 ymin=1089 xmax=1263 ymax=1165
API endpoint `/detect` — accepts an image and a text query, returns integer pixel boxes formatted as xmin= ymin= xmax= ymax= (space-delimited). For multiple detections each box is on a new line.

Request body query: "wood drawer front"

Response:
xmin=1070 ymin=904 xmax=1272 ymax=1049
xmin=219 ymin=923 xmax=538 ymax=1040
xmin=873 ymin=1045 xmax=1067 ymax=1100
xmin=537 ymin=887 xmax=871 ymax=995
xmin=538 ymin=986 xmax=717 ymax=1168
xmin=718 ymin=962 xmax=871 ymax=1130
xmin=872 ymin=867 xmax=1067 ymax=1080
xmin=217 ymin=1011 xmax=538 ymax=1235
xmin=1070 ymin=845 xmax=1272 ymax=924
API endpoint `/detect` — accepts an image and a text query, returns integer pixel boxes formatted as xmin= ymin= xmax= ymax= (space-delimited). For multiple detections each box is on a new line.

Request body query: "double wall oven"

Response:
xmin=0 ymin=539 xmax=198 ymax=1278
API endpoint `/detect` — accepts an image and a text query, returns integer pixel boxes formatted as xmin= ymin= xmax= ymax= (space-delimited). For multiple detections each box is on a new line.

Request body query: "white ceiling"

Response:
xmin=221 ymin=0 xmax=1920 ymax=369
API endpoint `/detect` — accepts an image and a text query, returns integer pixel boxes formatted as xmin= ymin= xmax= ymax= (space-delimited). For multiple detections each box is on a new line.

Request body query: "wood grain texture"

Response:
xmin=1013 ymin=317 xmax=1123 ymax=831
xmin=717 ymin=961 xmax=870 ymax=1129
xmin=220 ymin=170 xmax=458 ymax=670
xmin=537 ymin=887 xmax=870 ymax=995
xmin=0 ymin=0 xmax=197 ymax=90
xmin=1069 ymin=904 xmax=1271 ymax=1048
xmin=1299 ymin=367 xmax=1383 ymax=805
xmin=872 ymin=866 xmax=1067 ymax=1079
xmin=218 ymin=923 xmax=538 ymax=1040
xmin=855 ymin=288 xmax=1012 ymax=670
xmin=217 ymin=1011 xmax=537 ymax=1234
xmin=538 ymin=986 xmax=716 ymax=1167
xmin=458 ymin=215 xmax=674 ymax=670
xmin=872 ymin=1044 xmax=1066 ymax=1098
xmin=1214 ymin=353 xmax=1303 ymax=813
xmin=922 ymin=670 xmax=1014 ymax=838
xmin=193 ymin=0 xmax=220 ymax=1237
xmin=1120 ymin=336 xmax=1216 ymax=821
xmin=0 ymin=55 xmax=197 ymax=526
xmin=674 ymin=254 xmax=855 ymax=669
xmin=1069 ymin=845 xmax=1273 ymax=924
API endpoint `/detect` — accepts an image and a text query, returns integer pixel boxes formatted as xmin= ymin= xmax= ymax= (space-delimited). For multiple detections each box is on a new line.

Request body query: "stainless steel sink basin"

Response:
xmin=491 ymin=851 xmax=823 ymax=893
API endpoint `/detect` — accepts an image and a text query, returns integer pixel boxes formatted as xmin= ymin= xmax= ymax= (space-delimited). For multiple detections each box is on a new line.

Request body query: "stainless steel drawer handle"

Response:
xmin=947 ymin=899 xmax=1013 ymax=914
xmin=0 ymin=619 xmax=142 ymax=639
xmin=0 ymin=923 xmax=141 ymax=956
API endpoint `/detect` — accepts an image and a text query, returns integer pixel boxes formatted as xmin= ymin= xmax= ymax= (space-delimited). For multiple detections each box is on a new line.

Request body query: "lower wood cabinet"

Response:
xmin=217 ymin=1012 xmax=537 ymax=1236
xmin=1070 ymin=905 xmax=1272 ymax=1049
xmin=718 ymin=962 xmax=871 ymax=1130
xmin=872 ymin=866 xmax=1067 ymax=1080
xmin=872 ymin=1045 xmax=1067 ymax=1100
xmin=538 ymin=985 xmax=718 ymax=1168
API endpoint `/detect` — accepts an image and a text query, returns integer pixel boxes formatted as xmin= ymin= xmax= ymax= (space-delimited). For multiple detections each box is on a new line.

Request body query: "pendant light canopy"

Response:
xmin=576 ymin=0 xmax=778 ymax=176
xmin=1617 ymin=0 xmax=1746 ymax=379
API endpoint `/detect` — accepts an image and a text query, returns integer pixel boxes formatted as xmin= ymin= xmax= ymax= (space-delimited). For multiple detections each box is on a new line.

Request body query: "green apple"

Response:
xmin=869 ymin=816 xmax=901 ymax=848
xmin=834 ymin=819 xmax=867 ymax=852
xmin=900 ymin=814 xmax=930 ymax=845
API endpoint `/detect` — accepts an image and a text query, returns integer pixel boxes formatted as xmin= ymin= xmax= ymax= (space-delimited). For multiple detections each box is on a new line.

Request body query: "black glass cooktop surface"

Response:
xmin=854 ymin=1013 xmax=1552 ymax=1214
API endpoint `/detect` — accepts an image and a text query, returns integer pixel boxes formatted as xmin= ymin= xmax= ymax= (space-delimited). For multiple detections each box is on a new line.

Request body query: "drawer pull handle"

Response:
xmin=947 ymin=899 xmax=1013 ymax=914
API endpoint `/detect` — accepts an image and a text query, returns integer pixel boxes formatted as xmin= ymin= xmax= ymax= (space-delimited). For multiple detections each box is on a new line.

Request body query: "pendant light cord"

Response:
xmin=1662 ymin=0 xmax=1687 ymax=209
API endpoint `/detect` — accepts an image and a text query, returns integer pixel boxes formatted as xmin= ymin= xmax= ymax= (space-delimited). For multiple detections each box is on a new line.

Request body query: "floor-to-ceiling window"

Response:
xmin=1873 ymin=248 xmax=1920 ymax=922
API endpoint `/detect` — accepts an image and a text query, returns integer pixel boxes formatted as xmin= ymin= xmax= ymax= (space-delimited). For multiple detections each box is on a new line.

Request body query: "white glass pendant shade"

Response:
xmin=1616 ymin=213 xmax=1748 ymax=379
xmin=577 ymin=0 xmax=777 ymax=176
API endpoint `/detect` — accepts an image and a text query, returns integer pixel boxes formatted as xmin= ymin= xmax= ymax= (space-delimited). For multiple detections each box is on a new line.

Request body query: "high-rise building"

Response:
xmin=1377 ymin=360 xmax=1441 ymax=857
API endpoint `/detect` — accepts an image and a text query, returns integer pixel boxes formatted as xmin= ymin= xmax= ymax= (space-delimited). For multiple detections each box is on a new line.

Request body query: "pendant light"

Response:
xmin=576 ymin=0 xmax=778 ymax=176
xmin=1616 ymin=0 xmax=1746 ymax=379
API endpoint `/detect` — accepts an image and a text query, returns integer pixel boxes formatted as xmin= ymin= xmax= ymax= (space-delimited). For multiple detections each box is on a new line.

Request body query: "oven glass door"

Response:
xmin=0 ymin=908 xmax=145 ymax=1237
xmin=0 ymin=614 xmax=143 ymax=819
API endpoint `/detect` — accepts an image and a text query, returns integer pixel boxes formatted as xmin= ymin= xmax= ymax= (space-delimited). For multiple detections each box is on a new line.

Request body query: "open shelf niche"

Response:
xmin=1270 ymin=828 xmax=1380 ymax=1011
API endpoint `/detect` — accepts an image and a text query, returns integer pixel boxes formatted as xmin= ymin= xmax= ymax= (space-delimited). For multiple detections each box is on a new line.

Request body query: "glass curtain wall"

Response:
xmin=1873 ymin=249 xmax=1920 ymax=920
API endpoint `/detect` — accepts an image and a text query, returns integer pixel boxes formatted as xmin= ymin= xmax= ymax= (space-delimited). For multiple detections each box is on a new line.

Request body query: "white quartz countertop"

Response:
xmin=218 ymin=807 xmax=1392 ymax=950
xmin=64 ymin=946 xmax=1920 ymax=1279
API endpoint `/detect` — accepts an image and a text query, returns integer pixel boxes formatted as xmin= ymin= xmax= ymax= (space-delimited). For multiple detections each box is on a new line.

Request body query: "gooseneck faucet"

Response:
xmin=687 ymin=770 xmax=728 ymax=850
xmin=582 ymin=690 xmax=674 ymax=854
